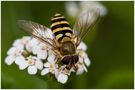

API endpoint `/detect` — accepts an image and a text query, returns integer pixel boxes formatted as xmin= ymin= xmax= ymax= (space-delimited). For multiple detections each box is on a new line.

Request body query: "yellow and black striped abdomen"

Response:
xmin=50 ymin=13 xmax=73 ymax=43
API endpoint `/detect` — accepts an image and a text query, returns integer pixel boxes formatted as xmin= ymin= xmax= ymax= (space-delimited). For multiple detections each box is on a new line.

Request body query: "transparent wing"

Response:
xmin=73 ymin=8 xmax=100 ymax=46
xmin=18 ymin=20 xmax=57 ymax=49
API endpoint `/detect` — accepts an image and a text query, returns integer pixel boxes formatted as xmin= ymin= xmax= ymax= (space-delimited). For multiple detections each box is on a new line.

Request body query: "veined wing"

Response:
xmin=73 ymin=9 xmax=100 ymax=46
xmin=18 ymin=20 xmax=57 ymax=49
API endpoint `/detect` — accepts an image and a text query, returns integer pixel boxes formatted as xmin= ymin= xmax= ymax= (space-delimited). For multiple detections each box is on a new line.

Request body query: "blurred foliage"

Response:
xmin=1 ymin=1 xmax=134 ymax=89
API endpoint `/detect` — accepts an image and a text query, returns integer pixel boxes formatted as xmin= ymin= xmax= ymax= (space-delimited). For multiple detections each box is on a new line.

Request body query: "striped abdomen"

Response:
xmin=50 ymin=13 xmax=73 ymax=43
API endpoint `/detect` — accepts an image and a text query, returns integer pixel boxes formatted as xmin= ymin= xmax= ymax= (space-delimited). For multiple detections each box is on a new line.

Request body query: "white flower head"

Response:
xmin=65 ymin=1 xmax=107 ymax=18
xmin=18 ymin=55 xmax=44 ymax=75
xmin=5 ymin=35 xmax=91 ymax=84
xmin=5 ymin=36 xmax=45 ymax=75
xmin=80 ymin=1 xmax=107 ymax=17
xmin=65 ymin=1 xmax=79 ymax=18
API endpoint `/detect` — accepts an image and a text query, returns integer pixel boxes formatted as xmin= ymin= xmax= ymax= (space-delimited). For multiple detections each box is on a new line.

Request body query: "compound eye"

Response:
xmin=74 ymin=55 xmax=78 ymax=63
xmin=62 ymin=57 xmax=70 ymax=65
xmin=62 ymin=60 xmax=70 ymax=65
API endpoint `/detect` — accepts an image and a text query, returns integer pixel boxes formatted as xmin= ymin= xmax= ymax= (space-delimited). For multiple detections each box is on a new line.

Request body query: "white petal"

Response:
xmin=22 ymin=36 xmax=31 ymax=40
xmin=38 ymin=43 xmax=45 ymax=47
xmin=15 ymin=56 xmax=26 ymax=65
xmin=29 ymin=38 xmax=39 ymax=47
xmin=38 ymin=43 xmax=47 ymax=50
xmin=93 ymin=2 xmax=107 ymax=16
xmin=43 ymin=28 xmax=54 ymax=39
xmin=79 ymin=56 xmax=83 ymax=63
xmin=57 ymin=73 xmax=68 ymax=84
xmin=54 ymin=69 xmax=59 ymax=78
xmin=79 ymin=1 xmax=107 ymax=17
xmin=37 ymin=50 xmax=47 ymax=59
xmin=84 ymin=57 xmax=91 ymax=67
xmin=35 ymin=60 xmax=43 ymax=70
xmin=19 ymin=61 xmax=28 ymax=70
xmin=32 ymin=45 xmax=42 ymax=54
xmin=65 ymin=2 xmax=79 ymax=17
xmin=26 ymin=38 xmax=39 ymax=52
xmin=77 ymin=42 xmax=87 ymax=51
xmin=5 ymin=55 xmax=15 ymax=65
xmin=82 ymin=64 xmax=88 ymax=72
xmin=92 ymin=2 xmax=107 ymax=16
xmin=79 ymin=51 xmax=87 ymax=58
xmin=48 ymin=54 xmax=55 ymax=63
xmin=41 ymin=68 xmax=49 ymax=75
xmin=25 ymin=43 xmax=32 ymax=52
xmin=70 ymin=68 xmax=75 ymax=72
xmin=16 ymin=45 xmax=24 ymax=51
xmin=44 ymin=62 xmax=51 ymax=67
xmin=76 ymin=67 xmax=84 ymax=75
xmin=48 ymin=49 xmax=54 ymax=55
xmin=27 ymin=65 xmax=37 ymax=75
xmin=13 ymin=39 xmax=22 ymax=46
xmin=22 ymin=36 xmax=31 ymax=44
xmin=7 ymin=47 xmax=16 ymax=55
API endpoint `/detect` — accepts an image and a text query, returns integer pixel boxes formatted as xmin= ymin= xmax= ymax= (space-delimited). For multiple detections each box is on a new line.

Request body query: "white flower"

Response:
xmin=11 ymin=36 xmax=31 ymax=53
xmin=41 ymin=62 xmax=58 ymax=76
xmin=78 ymin=50 xmax=91 ymax=67
xmin=26 ymin=38 xmax=40 ymax=52
xmin=41 ymin=53 xmax=58 ymax=75
xmin=25 ymin=38 xmax=48 ymax=60
xmin=78 ymin=50 xmax=88 ymax=58
xmin=17 ymin=56 xmax=43 ymax=75
xmin=32 ymin=45 xmax=42 ymax=55
xmin=7 ymin=46 xmax=23 ymax=56
xmin=32 ymin=44 xmax=48 ymax=60
xmin=27 ymin=56 xmax=43 ymax=75
xmin=77 ymin=41 xmax=87 ymax=51
xmin=79 ymin=1 xmax=107 ymax=17
xmin=5 ymin=36 xmax=46 ymax=75
xmin=76 ymin=63 xmax=87 ymax=75
xmin=65 ymin=1 xmax=107 ymax=18
xmin=37 ymin=50 xmax=47 ymax=60
xmin=75 ymin=50 xmax=91 ymax=75
xmin=48 ymin=54 xmax=56 ymax=63
xmin=5 ymin=46 xmax=25 ymax=65
xmin=13 ymin=36 xmax=31 ymax=47
xmin=44 ymin=28 xmax=54 ymax=39
xmin=65 ymin=1 xmax=79 ymax=18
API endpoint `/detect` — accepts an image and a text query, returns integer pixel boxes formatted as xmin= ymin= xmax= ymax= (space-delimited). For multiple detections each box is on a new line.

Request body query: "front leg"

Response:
xmin=53 ymin=49 xmax=62 ymax=64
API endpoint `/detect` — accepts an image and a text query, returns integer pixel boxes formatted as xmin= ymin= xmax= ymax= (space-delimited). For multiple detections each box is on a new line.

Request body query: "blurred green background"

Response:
xmin=1 ymin=1 xmax=134 ymax=89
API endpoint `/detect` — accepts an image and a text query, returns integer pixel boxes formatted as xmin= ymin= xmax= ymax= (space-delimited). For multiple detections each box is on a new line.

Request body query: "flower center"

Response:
xmin=28 ymin=59 xmax=35 ymax=65
xmin=50 ymin=64 xmax=55 ymax=73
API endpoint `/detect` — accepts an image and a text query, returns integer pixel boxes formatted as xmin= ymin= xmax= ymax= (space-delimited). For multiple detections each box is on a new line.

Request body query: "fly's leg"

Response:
xmin=53 ymin=49 xmax=62 ymax=64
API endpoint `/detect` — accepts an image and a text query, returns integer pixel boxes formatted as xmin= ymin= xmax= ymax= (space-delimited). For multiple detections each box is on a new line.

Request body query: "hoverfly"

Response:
xmin=18 ymin=9 xmax=99 ymax=70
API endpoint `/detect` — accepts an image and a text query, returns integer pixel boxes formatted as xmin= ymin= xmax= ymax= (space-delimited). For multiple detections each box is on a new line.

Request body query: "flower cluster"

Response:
xmin=65 ymin=1 xmax=108 ymax=18
xmin=5 ymin=36 xmax=91 ymax=84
